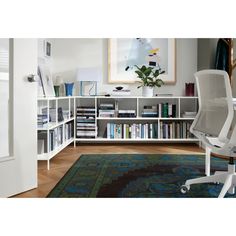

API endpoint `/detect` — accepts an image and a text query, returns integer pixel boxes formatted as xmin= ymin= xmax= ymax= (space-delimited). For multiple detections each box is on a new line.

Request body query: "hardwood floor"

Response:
xmin=14 ymin=143 xmax=204 ymax=198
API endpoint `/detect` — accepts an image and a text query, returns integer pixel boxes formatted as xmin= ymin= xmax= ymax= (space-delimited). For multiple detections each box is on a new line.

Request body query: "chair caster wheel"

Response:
xmin=180 ymin=185 xmax=190 ymax=194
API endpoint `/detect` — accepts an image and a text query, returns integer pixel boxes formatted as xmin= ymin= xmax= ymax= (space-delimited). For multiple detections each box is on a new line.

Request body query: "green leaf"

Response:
xmin=141 ymin=65 xmax=147 ymax=72
xmin=135 ymin=70 xmax=144 ymax=78
xmin=144 ymin=67 xmax=152 ymax=76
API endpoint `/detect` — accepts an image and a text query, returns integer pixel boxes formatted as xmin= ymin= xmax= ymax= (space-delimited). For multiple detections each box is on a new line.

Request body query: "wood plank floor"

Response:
xmin=14 ymin=143 xmax=204 ymax=198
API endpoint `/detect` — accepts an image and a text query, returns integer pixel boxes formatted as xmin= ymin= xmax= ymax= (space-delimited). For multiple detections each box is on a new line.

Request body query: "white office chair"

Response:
xmin=181 ymin=69 xmax=236 ymax=198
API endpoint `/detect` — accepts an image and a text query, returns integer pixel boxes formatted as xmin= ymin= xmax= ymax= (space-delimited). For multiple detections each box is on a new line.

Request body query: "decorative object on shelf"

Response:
xmin=64 ymin=82 xmax=74 ymax=96
xmin=115 ymin=86 xmax=123 ymax=90
xmin=135 ymin=65 xmax=164 ymax=97
xmin=38 ymin=61 xmax=55 ymax=97
xmin=185 ymin=83 xmax=195 ymax=96
xmin=54 ymin=75 xmax=64 ymax=97
xmin=54 ymin=85 xmax=60 ymax=97
xmin=108 ymin=38 xmax=176 ymax=84
xmin=76 ymin=67 xmax=102 ymax=96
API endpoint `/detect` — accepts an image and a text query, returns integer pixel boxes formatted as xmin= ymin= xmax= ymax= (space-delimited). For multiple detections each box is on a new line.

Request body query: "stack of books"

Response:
xmin=99 ymin=103 xmax=115 ymax=117
xmin=37 ymin=114 xmax=48 ymax=128
xmin=160 ymin=121 xmax=194 ymax=139
xmin=142 ymin=105 xmax=158 ymax=117
xmin=111 ymin=89 xmax=131 ymax=96
xmin=76 ymin=106 xmax=96 ymax=138
xmin=182 ymin=111 xmax=197 ymax=118
xmin=106 ymin=123 xmax=158 ymax=139
xmin=118 ymin=110 xmax=136 ymax=117
xmin=49 ymin=125 xmax=63 ymax=151
xmin=157 ymin=103 xmax=177 ymax=118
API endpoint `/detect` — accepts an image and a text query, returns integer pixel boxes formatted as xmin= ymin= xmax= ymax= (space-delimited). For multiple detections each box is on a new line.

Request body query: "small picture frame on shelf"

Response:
xmin=44 ymin=40 xmax=51 ymax=58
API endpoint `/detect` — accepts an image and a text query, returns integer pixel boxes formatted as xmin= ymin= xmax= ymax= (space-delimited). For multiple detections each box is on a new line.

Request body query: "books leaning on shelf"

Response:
xmin=76 ymin=106 xmax=96 ymax=138
xmin=106 ymin=123 xmax=158 ymax=139
xmin=99 ymin=103 xmax=115 ymax=117
xmin=42 ymin=107 xmax=64 ymax=122
xmin=63 ymin=110 xmax=73 ymax=120
xmin=160 ymin=121 xmax=195 ymax=139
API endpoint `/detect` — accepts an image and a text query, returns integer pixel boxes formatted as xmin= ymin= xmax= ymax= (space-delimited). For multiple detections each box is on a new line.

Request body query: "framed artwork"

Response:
xmin=44 ymin=40 xmax=51 ymax=58
xmin=38 ymin=63 xmax=55 ymax=97
xmin=108 ymin=38 xmax=176 ymax=84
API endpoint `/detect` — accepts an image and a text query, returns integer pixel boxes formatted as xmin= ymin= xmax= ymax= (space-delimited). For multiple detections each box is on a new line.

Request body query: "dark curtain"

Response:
xmin=215 ymin=38 xmax=229 ymax=74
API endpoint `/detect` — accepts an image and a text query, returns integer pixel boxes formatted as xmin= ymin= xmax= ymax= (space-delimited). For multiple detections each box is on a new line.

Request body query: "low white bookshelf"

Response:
xmin=37 ymin=95 xmax=199 ymax=169
xmin=37 ymin=96 xmax=75 ymax=169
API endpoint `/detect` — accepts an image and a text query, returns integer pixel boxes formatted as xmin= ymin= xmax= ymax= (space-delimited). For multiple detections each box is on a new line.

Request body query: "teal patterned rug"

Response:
xmin=47 ymin=154 xmax=236 ymax=198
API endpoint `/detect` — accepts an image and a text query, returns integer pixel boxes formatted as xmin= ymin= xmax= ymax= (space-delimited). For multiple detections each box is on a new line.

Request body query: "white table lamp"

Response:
xmin=76 ymin=67 xmax=102 ymax=96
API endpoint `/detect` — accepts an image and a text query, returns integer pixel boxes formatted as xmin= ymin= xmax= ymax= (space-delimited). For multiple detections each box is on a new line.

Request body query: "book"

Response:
xmin=111 ymin=90 xmax=131 ymax=96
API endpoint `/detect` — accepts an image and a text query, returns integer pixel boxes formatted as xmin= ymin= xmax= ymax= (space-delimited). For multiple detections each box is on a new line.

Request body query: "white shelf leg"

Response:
xmin=205 ymin=146 xmax=211 ymax=176
xmin=47 ymin=160 xmax=50 ymax=170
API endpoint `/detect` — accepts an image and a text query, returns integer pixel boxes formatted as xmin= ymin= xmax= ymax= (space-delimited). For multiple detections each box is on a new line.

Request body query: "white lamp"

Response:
xmin=76 ymin=67 xmax=102 ymax=96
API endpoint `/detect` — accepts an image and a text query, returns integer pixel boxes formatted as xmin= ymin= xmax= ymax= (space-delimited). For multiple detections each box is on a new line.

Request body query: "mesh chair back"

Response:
xmin=192 ymin=70 xmax=233 ymax=139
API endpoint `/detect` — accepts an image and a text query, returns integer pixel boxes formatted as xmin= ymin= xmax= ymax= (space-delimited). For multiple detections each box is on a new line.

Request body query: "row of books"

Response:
xmin=48 ymin=126 xmax=63 ymax=152
xmin=38 ymin=107 xmax=73 ymax=127
xmin=76 ymin=106 xmax=96 ymax=138
xmin=38 ymin=121 xmax=74 ymax=154
xmin=141 ymin=104 xmax=177 ymax=118
xmin=158 ymin=103 xmax=177 ymax=118
xmin=106 ymin=123 xmax=158 ymax=139
xmin=42 ymin=107 xmax=64 ymax=122
xmin=160 ymin=121 xmax=195 ymax=139
xmin=65 ymin=121 xmax=74 ymax=140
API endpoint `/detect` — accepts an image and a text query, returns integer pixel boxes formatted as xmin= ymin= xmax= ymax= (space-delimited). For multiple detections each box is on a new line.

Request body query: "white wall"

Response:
xmin=39 ymin=38 xmax=198 ymax=96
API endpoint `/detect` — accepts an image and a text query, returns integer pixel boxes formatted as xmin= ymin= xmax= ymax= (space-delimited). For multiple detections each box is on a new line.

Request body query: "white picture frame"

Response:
xmin=38 ymin=63 xmax=55 ymax=97
xmin=108 ymin=38 xmax=176 ymax=84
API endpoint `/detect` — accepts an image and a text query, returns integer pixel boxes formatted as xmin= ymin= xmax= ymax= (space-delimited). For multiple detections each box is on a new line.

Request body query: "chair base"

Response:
xmin=181 ymin=164 xmax=236 ymax=198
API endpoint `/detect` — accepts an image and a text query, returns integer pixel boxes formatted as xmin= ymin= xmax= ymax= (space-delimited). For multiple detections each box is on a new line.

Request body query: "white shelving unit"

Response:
xmin=76 ymin=96 xmax=199 ymax=142
xmin=37 ymin=96 xmax=75 ymax=170
xmin=37 ymin=95 xmax=199 ymax=169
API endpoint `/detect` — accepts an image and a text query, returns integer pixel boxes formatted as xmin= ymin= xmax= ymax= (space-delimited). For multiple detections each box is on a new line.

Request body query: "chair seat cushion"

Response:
xmin=207 ymin=137 xmax=227 ymax=148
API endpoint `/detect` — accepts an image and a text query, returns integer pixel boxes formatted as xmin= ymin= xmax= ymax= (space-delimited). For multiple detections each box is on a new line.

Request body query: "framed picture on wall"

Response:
xmin=44 ymin=40 xmax=51 ymax=58
xmin=108 ymin=38 xmax=176 ymax=84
